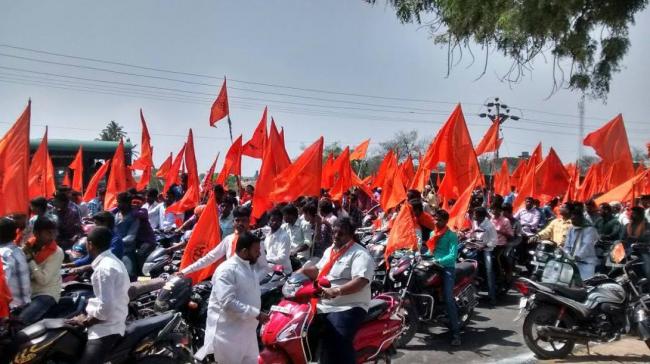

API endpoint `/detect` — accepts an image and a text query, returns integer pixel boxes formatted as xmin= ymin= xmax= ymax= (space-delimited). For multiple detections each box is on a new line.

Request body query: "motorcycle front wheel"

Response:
xmin=522 ymin=305 xmax=575 ymax=359
xmin=394 ymin=298 xmax=419 ymax=348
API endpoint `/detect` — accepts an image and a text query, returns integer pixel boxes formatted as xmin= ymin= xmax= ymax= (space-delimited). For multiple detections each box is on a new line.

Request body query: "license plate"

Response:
xmin=270 ymin=305 xmax=291 ymax=314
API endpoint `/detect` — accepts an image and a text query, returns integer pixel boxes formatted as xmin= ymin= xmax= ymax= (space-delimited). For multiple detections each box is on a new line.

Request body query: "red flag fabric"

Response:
xmin=434 ymin=104 xmax=483 ymax=199
xmin=513 ymin=163 xmax=537 ymax=212
xmin=576 ymin=163 xmax=603 ymax=202
xmin=156 ymin=153 xmax=173 ymax=179
xmin=0 ymin=101 xmax=30 ymax=215
xmin=209 ymin=78 xmax=229 ymax=126
xmin=475 ymin=120 xmax=502 ymax=156
xmin=410 ymin=162 xmax=431 ymax=192
xmin=271 ymin=137 xmax=324 ymax=202
xmin=584 ymin=114 xmax=635 ymax=189
xmin=380 ymin=159 xmax=407 ymax=212
xmin=62 ymin=170 xmax=71 ymax=187
xmin=534 ymin=148 xmax=570 ymax=203
xmin=400 ymin=155 xmax=416 ymax=187
xmin=493 ymin=159 xmax=510 ymax=197
xmin=321 ymin=152 xmax=336 ymax=189
xmin=242 ymin=107 xmax=267 ymax=159
xmin=69 ymin=146 xmax=84 ymax=193
xmin=0 ymin=262 xmax=11 ymax=318
xmin=83 ymin=161 xmax=110 ymax=202
xmin=372 ymin=150 xmax=396 ymax=190
xmin=350 ymin=139 xmax=370 ymax=161
xmin=330 ymin=148 xmax=352 ymax=201
xmin=252 ymin=124 xmax=288 ymax=220
xmin=28 ymin=129 xmax=56 ymax=200
xmin=216 ymin=135 xmax=243 ymax=186
xmin=201 ymin=153 xmax=220 ymax=194
xmin=167 ymin=130 xmax=201 ymax=213
xmin=133 ymin=109 xmax=154 ymax=190
xmin=509 ymin=159 xmax=526 ymax=191
xmin=179 ymin=193 xmax=222 ymax=284
xmin=163 ymin=144 xmax=186 ymax=195
xmin=104 ymin=139 xmax=128 ymax=210
xmin=384 ymin=204 xmax=418 ymax=265
xmin=595 ymin=170 xmax=649 ymax=205
xmin=270 ymin=120 xmax=291 ymax=169
xmin=448 ymin=175 xmax=480 ymax=230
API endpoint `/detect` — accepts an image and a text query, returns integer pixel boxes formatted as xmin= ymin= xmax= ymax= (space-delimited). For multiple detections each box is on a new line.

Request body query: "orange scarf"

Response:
xmin=426 ymin=227 xmax=448 ymax=253
xmin=229 ymin=232 xmax=240 ymax=257
xmin=311 ymin=240 xmax=356 ymax=313
xmin=28 ymin=237 xmax=58 ymax=264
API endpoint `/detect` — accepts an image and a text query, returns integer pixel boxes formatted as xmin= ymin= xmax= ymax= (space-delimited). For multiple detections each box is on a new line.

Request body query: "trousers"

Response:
xmin=77 ymin=334 xmax=122 ymax=364
xmin=318 ymin=307 xmax=367 ymax=364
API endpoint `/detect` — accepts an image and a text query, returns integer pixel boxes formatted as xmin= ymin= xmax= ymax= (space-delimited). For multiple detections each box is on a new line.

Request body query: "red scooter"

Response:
xmin=258 ymin=272 xmax=404 ymax=363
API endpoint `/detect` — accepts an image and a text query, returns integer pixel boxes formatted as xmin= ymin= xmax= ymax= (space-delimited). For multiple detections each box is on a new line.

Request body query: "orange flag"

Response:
xmin=69 ymin=146 xmax=84 ymax=193
xmin=0 ymin=101 xmax=30 ymax=216
xmin=595 ymin=170 xmax=649 ymax=205
xmin=242 ymin=107 xmax=267 ymax=159
xmin=156 ymin=153 xmax=173 ymax=179
xmin=133 ymin=109 xmax=154 ymax=190
xmin=330 ymin=148 xmax=352 ymax=201
xmin=493 ymin=159 xmax=510 ymax=196
xmin=410 ymin=163 xmax=431 ymax=192
xmin=163 ymin=144 xmax=186 ymax=194
xmin=584 ymin=114 xmax=634 ymax=189
xmin=210 ymin=78 xmax=229 ymax=126
xmin=435 ymin=104 xmax=483 ymax=199
xmin=252 ymin=124 xmax=288 ymax=220
xmin=535 ymin=148 xmax=570 ymax=204
xmin=400 ymin=155 xmax=416 ymax=187
xmin=179 ymin=193 xmax=222 ymax=284
xmin=28 ymin=128 xmax=56 ymax=200
xmin=576 ymin=163 xmax=603 ymax=202
xmin=0 ymin=262 xmax=11 ymax=318
xmin=104 ymin=139 xmax=128 ymax=210
xmin=380 ymin=160 xmax=407 ymax=212
xmin=216 ymin=135 xmax=243 ymax=186
xmin=509 ymin=159 xmax=526 ymax=191
xmin=321 ymin=152 xmax=336 ymax=189
xmin=270 ymin=120 xmax=291 ymax=169
xmin=62 ymin=170 xmax=71 ymax=187
xmin=563 ymin=163 xmax=580 ymax=203
xmin=83 ymin=161 xmax=110 ymax=202
xmin=373 ymin=150 xmax=396 ymax=190
xmin=350 ymin=139 xmax=370 ymax=161
xmin=448 ymin=176 xmax=480 ymax=231
xmin=513 ymin=164 xmax=537 ymax=212
xmin=475 ymin=119 xmax=502 ymax=156
xmin=201 ymin=153 xmax=220 ymax=194
xmin=384 ymin=203 xmax=418 ymax=265
xmin=167 ymin=130 xmax=201 ymax=213
xmin=271 ymin=137 xmax=324 ymax=202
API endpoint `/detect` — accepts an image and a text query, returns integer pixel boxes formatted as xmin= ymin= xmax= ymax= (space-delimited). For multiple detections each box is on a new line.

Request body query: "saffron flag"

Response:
xmin=400 ymin=155 xmax=416 ymax=187
xmin=179 ymin=193 xmax=222 ymax=284
xmin=132 ymin=109 xmax=154 ymax=190
xmin=493 ymin=159 xmax=510 ymax=197
xmin=330 ymin=148 xmax=352 ymax=201
xmin=534 ymin=148 xmax=570 ymax=204
xmin=448 ymin=175 xmax=480 ymax=231
xmin=252 ymin=123 xmax=288 ymax=219
xmin=210 ymin=78 xmax=229 ymax=126
xmin=350 ymin=139 xmax=370 ymax=161
xmin=595 ymin=170 xmax=649 ymax=205
xmin=167 ymin=130 xmax=201 ymax=213
xmin=372 ymin=149 xmax=396 ymax=190
xmin=201 ymin=153 xmax=220 ymax=193
xmin=270 ymin=120 xmax=291 ymax=169
xmin=410 ymin=162 xmax=431 ymax=192
xmin=384 ymin=203 xmax=418 ymax=265
xmin=83 ymin=161 xmax=110 ymax=202
xmin=576 ymin=163 xmax=603 ymax=202
xmin=509 ymin=159 xmax=527 ymax=191
xmin=0 ymin=100 xmax=30 ymax=216
xmin=475 ymin=120 xmax=502 ymax=156
xmin=69 ymin=146 xmax=84 ymax=193
xmin=62 ymin=170 xmax=71 ymax=187
xmin=583 ymin=114 xmax=634 ymax=189
xmin=104 ymin=139 xmax=128 ymax=210
xmin=28 ymin=128 xmax=56 ymax=199
xmin=321 ymin=152 xmax=336 ymax=189
xmin=242 ymin=107 xmax=267 ymax=159
xmin=156 ymin=153 xmax=173 ymax=179
xmin=163 ymin=144 xmax=186 ymax=194
xmin=513 ymin=164 xmax=536 ymax=212
xmin=380 ymin=159 xmax=407 ymax=212
xmin=216 ymin=135 xmax=243 ymax=186
xmin=271 ymin=137 xmax=324 ymax=202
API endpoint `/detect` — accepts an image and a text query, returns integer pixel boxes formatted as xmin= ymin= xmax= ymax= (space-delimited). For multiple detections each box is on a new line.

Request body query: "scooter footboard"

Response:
xmin=258 ymin=347 xmax=291 ymax=364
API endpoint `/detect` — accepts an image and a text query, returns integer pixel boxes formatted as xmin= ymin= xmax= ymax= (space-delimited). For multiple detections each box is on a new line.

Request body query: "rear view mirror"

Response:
xmin=611 ymin=242 xmax=626 ymax=264
xmin=273 ymin=264 xmax=284 ymax=273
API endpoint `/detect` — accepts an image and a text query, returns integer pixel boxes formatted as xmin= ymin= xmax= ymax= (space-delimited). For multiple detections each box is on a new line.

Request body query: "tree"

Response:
xmin=377 ymin=130 xmax=430 ymax=161
xmin=324 ymin=142 xmax=343 ymax=161
xmin=98 ymin=121 xmax=127 ymax=141
xmin=369 ymin=0 xmax=647 ymax=100
xmin=632 ymin=146 xmax=649 ymax=163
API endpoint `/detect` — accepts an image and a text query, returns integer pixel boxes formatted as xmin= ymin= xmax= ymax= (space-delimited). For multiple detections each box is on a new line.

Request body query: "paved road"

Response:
xmin=394 ymin=292 xmax=537 ymax=364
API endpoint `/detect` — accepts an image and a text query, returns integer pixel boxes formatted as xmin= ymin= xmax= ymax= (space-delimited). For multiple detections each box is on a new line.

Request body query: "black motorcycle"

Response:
xmin=458 ymin=238 xmax=513 ymax=297
xmin=142 ymin=231 xmax=183 ymax=278
xmin=527 ymin=239 xmax=558 ymax=281
xmin=0 ymin=312 xmax=192 ymax=364
xmin=514 ymin=243 xmax=650 ymax=359
xmin=260 ymin=266 xmax=290 ymax=311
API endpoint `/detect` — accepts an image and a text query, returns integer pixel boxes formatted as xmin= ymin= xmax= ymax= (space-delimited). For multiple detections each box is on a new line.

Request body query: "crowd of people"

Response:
xmin=2 ymin=176 xmax=650 ymax=363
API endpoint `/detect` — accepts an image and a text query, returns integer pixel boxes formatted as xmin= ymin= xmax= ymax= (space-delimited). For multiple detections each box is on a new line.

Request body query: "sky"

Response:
xmin=0 ymin=0 xmax=648 ymax=176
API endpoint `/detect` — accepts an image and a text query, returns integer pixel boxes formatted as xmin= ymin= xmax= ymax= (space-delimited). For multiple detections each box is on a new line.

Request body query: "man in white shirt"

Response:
xmin=471 ymin=207 xmax=498 ymax=306
xmin=180 ymin=206 xmax=269 ymax=280
xmin=142 ymin=189 xmax=165 ymax=230
xmin=196 ymin=231 xmax=268 ymax=363
xmin=262 ymin=208 xmax=292 ymax=273
xmin=319 ymin=198 xmax=338 ymax=226
xmin=66 ymin=226 xmax=130 ymax=364
xmin=283 ymin=204 xmax=312 ymax=263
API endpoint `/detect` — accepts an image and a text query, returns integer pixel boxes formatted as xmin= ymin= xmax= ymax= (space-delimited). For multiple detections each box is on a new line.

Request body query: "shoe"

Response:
xmin=451 ymin=335 xmax=461 ymax=346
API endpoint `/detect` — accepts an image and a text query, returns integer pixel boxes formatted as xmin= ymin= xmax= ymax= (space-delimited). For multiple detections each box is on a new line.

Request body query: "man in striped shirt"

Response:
xmin=0 ymin=217 xmax=31 ymax=310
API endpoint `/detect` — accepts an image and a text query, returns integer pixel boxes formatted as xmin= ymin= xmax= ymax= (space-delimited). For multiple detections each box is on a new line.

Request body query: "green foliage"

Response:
xmin=377 ymin=130 xmax=430 ymax=161
xmin=369 ymin=0 xmax=647 ymax=100
xmin=98 ymin=120 xmax=127 ymax=141
xmin=323 ymin=141 xmax=343 ymax=162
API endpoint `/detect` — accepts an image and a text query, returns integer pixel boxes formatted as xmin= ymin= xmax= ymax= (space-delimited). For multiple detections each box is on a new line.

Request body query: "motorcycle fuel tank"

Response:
xmin=585 ymin=283 xmax=626 ymax=308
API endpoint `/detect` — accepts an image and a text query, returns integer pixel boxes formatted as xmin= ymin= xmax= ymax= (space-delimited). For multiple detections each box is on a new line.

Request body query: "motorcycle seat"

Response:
xmin=454 ymin=261 xmax=476 ymax=281
xmin=112 ymin=312 xmax=174 ymax=352
xmin=18 ymin=318 xmax=66 ymax=341
xmin=363 ymin=299 xmax=389 ymax=323
xmin=550 ymin=284 xmax=588 ymax=302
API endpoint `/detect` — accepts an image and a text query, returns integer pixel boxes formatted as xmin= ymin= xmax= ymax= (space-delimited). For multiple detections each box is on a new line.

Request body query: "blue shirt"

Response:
xmin=74 ymin=233 xmax=124 ymax=266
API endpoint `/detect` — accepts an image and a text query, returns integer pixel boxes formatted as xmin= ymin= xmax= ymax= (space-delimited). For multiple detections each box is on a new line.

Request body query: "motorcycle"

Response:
xmin=458 ymin=239 xmax=513 ymax=297
xmin=514 ymin=243 xmax=650 ymax=359
xmin=141 ymin=231 xmax=183 ymax=278
xmin=0 ymin=311 xmax=192 ymax=364
xmin=527 ymin=240 xmax=558 ymax=281
xmin=259 ymin=272 xmax=404 ymax=363
xmin=386 ymin=252 xmax=478 ymax=348
xmin=260 ymin=265 xmax=290 ymax=311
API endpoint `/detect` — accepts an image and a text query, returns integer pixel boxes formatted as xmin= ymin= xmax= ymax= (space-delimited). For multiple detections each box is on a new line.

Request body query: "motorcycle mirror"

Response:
xmin=318 ymin=277 xmax=332 ymax=288
xmin=610 ymin=242 xmax=626 ymax=264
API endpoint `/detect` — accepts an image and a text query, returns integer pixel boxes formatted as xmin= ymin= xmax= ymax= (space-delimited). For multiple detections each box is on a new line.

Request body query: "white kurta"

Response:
xmin=196 ymin=255 xmax=261 ymax=363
